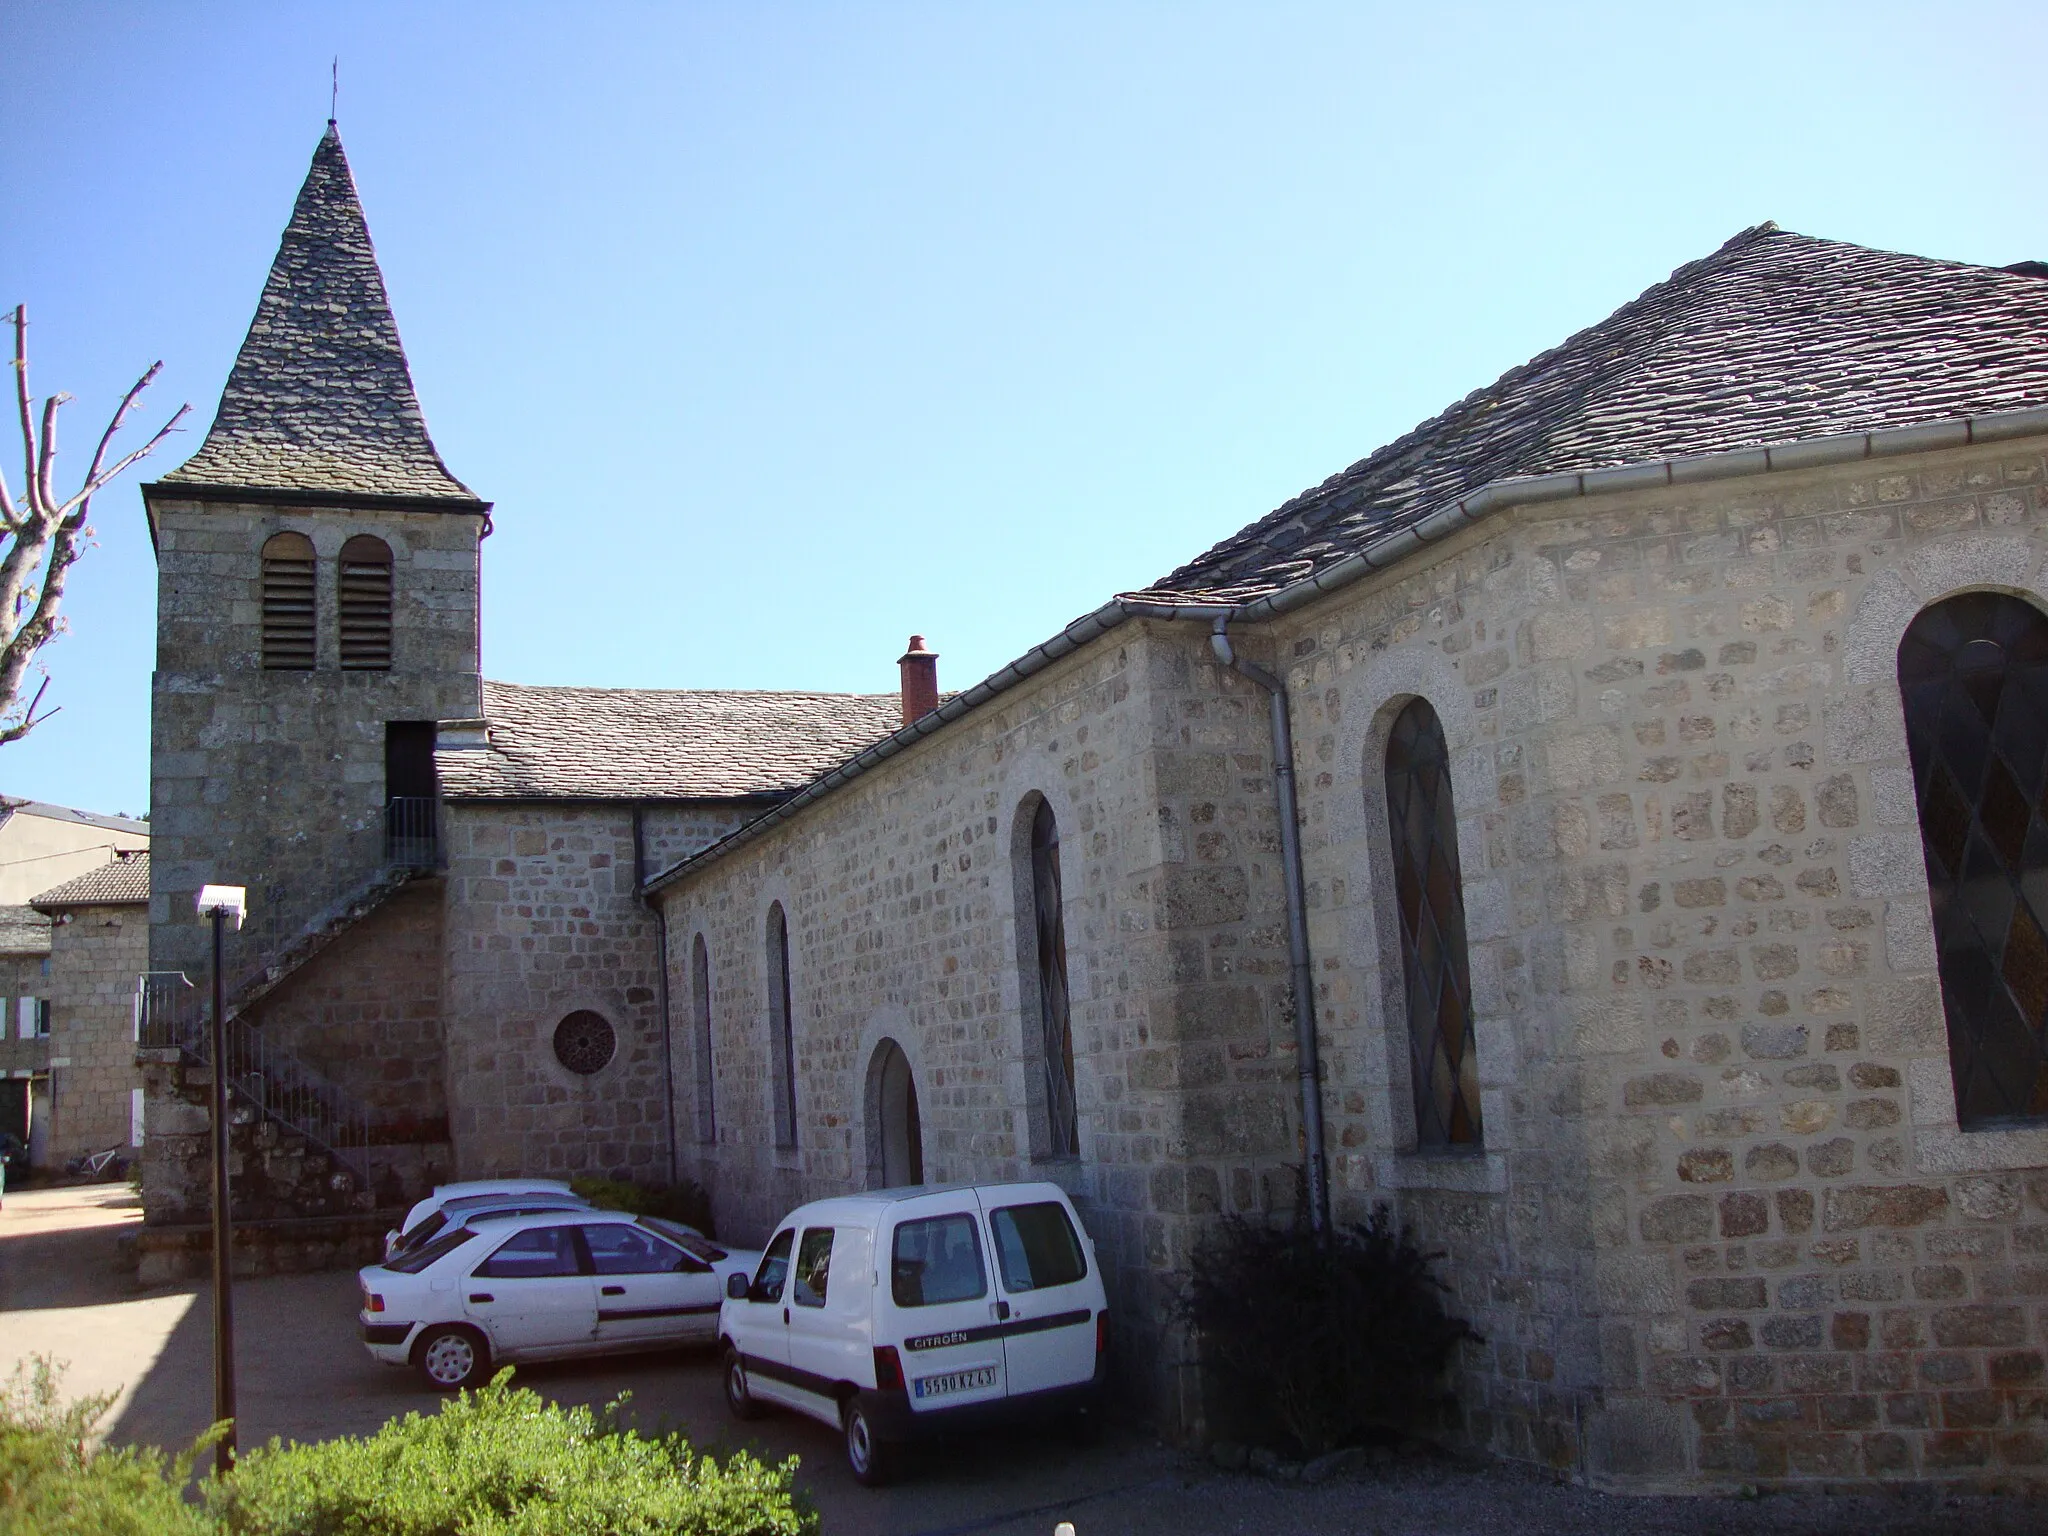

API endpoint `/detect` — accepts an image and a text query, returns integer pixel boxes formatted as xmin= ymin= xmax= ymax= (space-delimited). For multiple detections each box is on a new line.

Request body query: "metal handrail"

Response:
xmin=135 ymin=971 xmax=371 ymax=1186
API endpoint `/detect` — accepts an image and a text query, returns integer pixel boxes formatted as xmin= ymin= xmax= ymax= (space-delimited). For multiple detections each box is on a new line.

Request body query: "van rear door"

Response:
xmin=980 ymin=1192 xmax=1098 ymax=1396
xmin=883 ymin=1194 xmax=1007 ymax=1414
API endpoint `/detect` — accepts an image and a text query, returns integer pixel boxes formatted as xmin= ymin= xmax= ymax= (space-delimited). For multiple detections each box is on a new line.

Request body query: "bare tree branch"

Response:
xmin=0 ymin=303 xmax=185 ymax=744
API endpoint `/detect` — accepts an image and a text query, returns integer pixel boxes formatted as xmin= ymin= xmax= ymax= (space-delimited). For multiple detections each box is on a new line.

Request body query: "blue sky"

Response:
xmin=2 ymin=2 xmax=2043 ymax=819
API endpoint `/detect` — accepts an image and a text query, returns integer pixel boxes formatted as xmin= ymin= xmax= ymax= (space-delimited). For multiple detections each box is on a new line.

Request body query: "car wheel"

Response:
xmin=843 ymin=1396 xmax=897 ymax=1487
xmin=723 ymin=1347 xmax=763 ymax=1420
xmin=415 ymin=1325 xmax=490 ymax=1391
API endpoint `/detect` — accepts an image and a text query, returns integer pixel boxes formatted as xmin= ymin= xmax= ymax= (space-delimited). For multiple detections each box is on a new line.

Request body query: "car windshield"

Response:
xmin=385 ymin=1226 xmax=475 ymax=1274
xmin=393 ymin=1210 xmax=447 ymax=1252
xmin=641 ymin=1217 xmax=727 ymax=1263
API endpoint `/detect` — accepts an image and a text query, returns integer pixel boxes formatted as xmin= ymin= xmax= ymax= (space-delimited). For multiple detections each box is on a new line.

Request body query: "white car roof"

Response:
xmin=430 ymin=1178 xmax=575 ymax=1201
xmin=766 ymin=1180 xmax=1077 ymax=1233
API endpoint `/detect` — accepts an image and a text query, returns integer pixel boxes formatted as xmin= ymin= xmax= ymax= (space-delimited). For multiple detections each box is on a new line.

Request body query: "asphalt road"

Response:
xmin=4 ymin=1183 xmax=2045 ymax=1536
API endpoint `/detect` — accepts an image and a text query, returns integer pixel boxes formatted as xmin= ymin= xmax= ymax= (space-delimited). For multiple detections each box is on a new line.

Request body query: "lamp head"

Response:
xmin=195 ymin=885 xmax=248 ymax=931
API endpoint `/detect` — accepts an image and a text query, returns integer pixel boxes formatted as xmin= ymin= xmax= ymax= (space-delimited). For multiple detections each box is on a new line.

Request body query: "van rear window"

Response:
xmin=892 ymin=1214 xmax=988 ymax=1307
xmin=989 ymin=1202 xmax=1086 ymax=1291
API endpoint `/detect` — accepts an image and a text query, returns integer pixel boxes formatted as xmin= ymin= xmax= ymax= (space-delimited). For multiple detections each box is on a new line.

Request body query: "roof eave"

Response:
xmin=643 ymin=399 xmax=2048 ymax=897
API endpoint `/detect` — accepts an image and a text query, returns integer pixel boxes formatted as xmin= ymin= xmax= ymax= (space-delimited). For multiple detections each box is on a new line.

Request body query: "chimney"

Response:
xmin=898 ymin=635 xmax=939 ymax=727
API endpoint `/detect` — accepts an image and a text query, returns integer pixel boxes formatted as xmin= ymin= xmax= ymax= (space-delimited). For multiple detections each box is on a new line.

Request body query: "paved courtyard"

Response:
xmin=2 ymin=1182 xmax=2044 ymax=1535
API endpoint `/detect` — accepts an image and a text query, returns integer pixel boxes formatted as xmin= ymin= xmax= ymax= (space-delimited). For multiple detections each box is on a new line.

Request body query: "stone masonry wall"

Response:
xmin=148 ymin=495 xmax=483 ymax=988
xmin=43 ymin=900 xmax=148 ymax=1165
xmin=437 ymin=802 xmax=748 ymax=1184
xmin=658 ymin=626 xmax=1303 ymax=1429
xmin=1275 ymin=434 xmax=2048 ymax=1490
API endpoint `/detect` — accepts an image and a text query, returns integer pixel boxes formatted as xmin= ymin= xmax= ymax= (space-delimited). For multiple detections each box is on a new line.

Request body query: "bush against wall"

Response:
xmin=571 ymin=1175 xmax=717 ymax=1237
xmin=1 ymin=1360 xmax=813 ymax=1536
xmin=1179 ymin=1203 xmax=1480 ymax=1458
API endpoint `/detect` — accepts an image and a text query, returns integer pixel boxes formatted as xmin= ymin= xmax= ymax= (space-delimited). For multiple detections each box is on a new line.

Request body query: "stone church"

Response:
xmin=139 ymin=122 xmax=2048 ymax=1491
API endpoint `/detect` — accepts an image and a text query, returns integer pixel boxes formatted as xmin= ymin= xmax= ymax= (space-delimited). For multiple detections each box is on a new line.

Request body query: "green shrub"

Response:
xmin=1 ymin=1361 xmax=811 ymax=1536
xmin=571 ymin=1176 xmax=716 ymax=1237
xmin=1178 ymin=1203 xmax=1481 ymax=1458
xmin=0 ymin=1357 xmax=212 ymax=1536
xmin=208 ymin=1372 xmax=810 ymax=1536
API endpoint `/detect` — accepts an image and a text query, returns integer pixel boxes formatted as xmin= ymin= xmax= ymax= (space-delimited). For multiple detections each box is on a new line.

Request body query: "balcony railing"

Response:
xmin=385 ymin=795 xmax=438 ymax=870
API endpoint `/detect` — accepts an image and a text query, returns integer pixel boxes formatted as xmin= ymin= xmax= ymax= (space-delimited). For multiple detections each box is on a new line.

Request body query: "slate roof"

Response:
xmin=437 ymin=681 xmax=904 ymax=801
xmin=0 ymin=906 xmax=52 ymax=955
xmin=160 ymin=124 xmax=481 ymax=504
xmin=1137 ymin=225 xmax=2048 ymax=603
xmin=0 ymin=799 xmax=147 ymax=835
xmin=33 ymin=852 xmax=151 ymax=909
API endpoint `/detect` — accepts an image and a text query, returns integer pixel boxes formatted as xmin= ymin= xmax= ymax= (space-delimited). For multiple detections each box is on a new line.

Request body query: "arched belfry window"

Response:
xmin=1029 ymin=800 xmax=1079 ymax=1157
xmin=1385 ymin=697 xmax=1483 ymax=1147
xmin=767 ymin=903 xmax=798 ymax=1148
xmin=691 ymin=933 xmax=716 ymax=1145
xmin=338 ymin=534 xmax=393 ymax=670
xmin=1900 ymin=592 xmax=2048 ymax=1126
xmin=260 ymin=531 xmax=316 ymax=670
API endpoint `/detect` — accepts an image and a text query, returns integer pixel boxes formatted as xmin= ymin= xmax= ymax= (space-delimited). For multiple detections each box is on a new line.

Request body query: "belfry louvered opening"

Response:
xmin=338 ymin=534 xmax=394 ymax=670
xmin=259 ymin=531 xmax=316 ymax=670
xmin=1900 ymin=591 xmax=2048 ymax=1127
xmin=1385 ymin=697 xmax=1483 ymax=1148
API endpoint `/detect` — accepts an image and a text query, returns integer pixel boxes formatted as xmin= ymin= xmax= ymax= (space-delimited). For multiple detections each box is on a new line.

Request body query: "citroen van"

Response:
xmin=718 ymin=1181 xmax=1109 ymax=1484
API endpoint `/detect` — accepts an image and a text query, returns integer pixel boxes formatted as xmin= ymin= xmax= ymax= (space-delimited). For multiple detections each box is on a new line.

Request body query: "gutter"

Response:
xmin=645 ymin=399 xmax=2048 ymax=896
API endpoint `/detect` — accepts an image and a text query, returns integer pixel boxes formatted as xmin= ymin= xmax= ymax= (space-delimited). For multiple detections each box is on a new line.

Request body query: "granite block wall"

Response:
xmin=42 ymin=900 xmax=149 ymax=1164
xmin=437 ymin=801 xmax=748 ymax=1183
xmin=656 ymin=625 xmax=1304 ymax=1428
xmin=147 ymin=495 xmax=483 ymax=986
xmin=1279 ymin=434 xmax=2048 ymax=1489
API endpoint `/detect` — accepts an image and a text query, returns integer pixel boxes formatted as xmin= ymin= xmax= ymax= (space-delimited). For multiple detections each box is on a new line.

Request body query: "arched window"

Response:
xmin=1900 ymin=591 xmax=2048 ymax=1126
xmin=337 ymin=534 xmax=393 ymax=670
xmin=1385 ymin=697 xmax=1483 ymax=1147
xmin=1028 ymin=799 xmax=1079 ymax=1157
xmin=260 ymin=531 xmax=316 ymax=670
xmin=767 ymin=902 xmax=798 ymax=1148
xmin=691 ymin=933 xmax=716 ymax=1145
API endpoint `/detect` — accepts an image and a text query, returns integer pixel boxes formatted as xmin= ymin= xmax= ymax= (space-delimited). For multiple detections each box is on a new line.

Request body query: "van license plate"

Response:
xmin=914 ymin=1366 xmax=996 ymax=1400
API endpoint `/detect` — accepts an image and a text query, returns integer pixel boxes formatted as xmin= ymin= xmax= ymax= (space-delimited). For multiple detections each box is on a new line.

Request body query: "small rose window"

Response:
xmin=553 ymin=1010 xmax=616 ymax=1075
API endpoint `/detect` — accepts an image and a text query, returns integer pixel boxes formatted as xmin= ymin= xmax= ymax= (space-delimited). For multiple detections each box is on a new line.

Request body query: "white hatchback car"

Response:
xmin=719 ymin=1181 xmax=1109 ymax=1484
xmin=359 ymin=1208 xmax=760 ymax=1389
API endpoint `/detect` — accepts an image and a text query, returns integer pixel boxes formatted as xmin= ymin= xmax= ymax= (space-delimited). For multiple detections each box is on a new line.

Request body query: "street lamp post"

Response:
xmin=196 ymin=884 xmax=246 ymax=1475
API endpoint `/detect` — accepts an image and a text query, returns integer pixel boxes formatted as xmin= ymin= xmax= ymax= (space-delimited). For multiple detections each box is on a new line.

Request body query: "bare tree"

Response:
xmin=0 ymin=304 xmax=187 ymax=744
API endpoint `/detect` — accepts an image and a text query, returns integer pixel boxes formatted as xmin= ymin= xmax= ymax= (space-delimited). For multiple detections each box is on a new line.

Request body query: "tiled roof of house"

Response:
xmin=32 ymin=852 xmax=151 ymax=909
xmin=159 ymin=124 xmax=480 ymax=505
xmin=0 ymin=799 xmax=148 ymax=835
xmin=1135 ymin=225 xmax=2048 ymax=603
xmin=437 ymin=681 xmax=904 ymax=801
xmin=0 ymin=905 xmax=52 ymax=955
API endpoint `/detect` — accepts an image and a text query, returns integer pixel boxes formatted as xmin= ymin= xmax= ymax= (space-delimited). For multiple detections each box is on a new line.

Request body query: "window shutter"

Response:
xmin=338 ymin=535 xmax=394 ymax=670
xmin=260 ymin=531 xmax=316 ymax=669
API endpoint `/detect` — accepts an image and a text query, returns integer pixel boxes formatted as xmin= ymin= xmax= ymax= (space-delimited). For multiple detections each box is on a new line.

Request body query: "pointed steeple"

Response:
xmin=163 ymin=123 xmax=480 ymax=504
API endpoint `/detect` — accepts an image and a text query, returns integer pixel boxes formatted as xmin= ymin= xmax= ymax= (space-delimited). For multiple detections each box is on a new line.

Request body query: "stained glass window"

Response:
xmin=1899 ymin=592 xmax=2048 ymax=1127
xmin=1031 ymin=800 xmax=1079 ymax=1156
xmin=1385 ymin=698 xmax=1483 ymax=1147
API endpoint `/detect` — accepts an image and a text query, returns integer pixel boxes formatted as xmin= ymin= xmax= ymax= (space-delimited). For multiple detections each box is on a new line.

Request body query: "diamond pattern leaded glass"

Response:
xmin=1900 ymin=592 xmax=2048 ymax=1127
xmin=1385 ymin=698 xmax=1483 ymax=1147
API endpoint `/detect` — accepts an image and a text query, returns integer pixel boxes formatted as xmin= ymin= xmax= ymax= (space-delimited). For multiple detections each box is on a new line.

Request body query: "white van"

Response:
xmin=718 ymin=1181 xmax=1109 ymax=1484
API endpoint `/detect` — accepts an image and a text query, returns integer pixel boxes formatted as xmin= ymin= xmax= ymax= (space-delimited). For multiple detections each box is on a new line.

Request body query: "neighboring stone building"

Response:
xmin=140 ymin=117 xmax=2048 ymax=1492
xmin=0 ymin=850 xmax=149 ymax=1168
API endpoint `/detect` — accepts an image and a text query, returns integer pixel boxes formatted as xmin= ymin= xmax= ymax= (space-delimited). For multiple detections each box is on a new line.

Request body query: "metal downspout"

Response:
xmin=633 ymin=806 xmax=679 ymax=1183
xmin=1209 ymin=616 xmax=1330 ymax=1234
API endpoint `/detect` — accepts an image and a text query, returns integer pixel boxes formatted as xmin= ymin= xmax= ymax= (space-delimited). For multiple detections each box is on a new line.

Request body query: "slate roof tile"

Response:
xmin=32 ymin=852 xmax=150 ymax=908
xmin=1135 ymin=226 xmax=2048 ymax=603
xmin=438 ymin=681 xmax=903 ymax=801
xmin=161 ymin=125 xmax=479 ymax=504
xmin=0 ymin=905 xmax=52 ymax=955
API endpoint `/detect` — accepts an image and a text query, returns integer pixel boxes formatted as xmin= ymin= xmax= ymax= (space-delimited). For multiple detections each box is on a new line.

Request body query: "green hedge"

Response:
xmin=570 ymin=1176 xmax=716 ymax=1237
xmin=2 ymin=1361 xmax=812 ymax=1536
